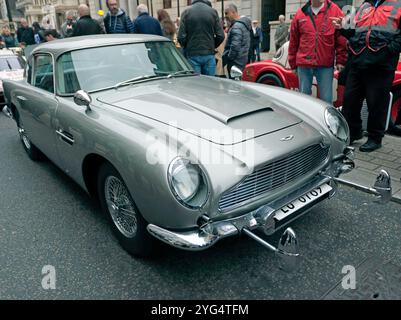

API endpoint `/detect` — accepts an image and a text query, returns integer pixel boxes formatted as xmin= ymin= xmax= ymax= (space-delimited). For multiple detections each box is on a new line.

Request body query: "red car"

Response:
xmin=243 ymin=42 xmax=401 ymax=135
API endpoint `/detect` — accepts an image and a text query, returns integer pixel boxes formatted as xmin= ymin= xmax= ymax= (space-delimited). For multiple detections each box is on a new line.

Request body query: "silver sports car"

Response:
xmin=2 ymin=35 xmax=391 ymax=271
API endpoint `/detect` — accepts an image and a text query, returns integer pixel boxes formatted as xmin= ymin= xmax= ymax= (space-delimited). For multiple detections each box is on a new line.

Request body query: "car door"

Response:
xmin=17 ymin=53 xmax=59 ymax=162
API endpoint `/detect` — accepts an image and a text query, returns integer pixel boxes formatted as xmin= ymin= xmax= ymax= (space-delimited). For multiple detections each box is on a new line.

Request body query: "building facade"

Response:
xmin=12 ymin=0 xmax=365 ymax=51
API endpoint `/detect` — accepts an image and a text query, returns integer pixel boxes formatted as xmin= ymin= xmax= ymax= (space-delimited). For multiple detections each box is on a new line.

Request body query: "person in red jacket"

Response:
xmin=289 ymin=0 xmax=347 ymax=104
xmin=332 ymin=0 xmax=401 ymax=152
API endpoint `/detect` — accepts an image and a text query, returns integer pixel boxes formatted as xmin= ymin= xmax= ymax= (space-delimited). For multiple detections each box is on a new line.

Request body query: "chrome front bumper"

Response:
xmin=147 ymin=147 xmax=392 ymax=271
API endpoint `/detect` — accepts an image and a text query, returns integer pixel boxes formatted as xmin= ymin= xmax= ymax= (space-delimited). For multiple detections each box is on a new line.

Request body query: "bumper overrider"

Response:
xmin=147 ymin=147 xmax=393 ymax=271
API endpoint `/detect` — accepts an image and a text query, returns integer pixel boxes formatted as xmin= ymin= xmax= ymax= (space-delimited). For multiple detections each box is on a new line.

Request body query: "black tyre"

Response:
xmin=256 ymin=73 xmax=284 ymax=87
xmin=97 ymin=162 xmax=156 ymax=256
xmin=14 ymin=110 xmax=44 ymax=161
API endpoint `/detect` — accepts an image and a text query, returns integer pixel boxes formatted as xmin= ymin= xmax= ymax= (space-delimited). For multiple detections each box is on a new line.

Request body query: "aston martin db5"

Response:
xmin=2 ymin=35 xmax=392 ymax=271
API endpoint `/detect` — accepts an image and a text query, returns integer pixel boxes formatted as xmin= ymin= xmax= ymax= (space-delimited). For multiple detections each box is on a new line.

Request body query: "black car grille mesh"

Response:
xmin=218 ymin=144 xmax=330 ymax=211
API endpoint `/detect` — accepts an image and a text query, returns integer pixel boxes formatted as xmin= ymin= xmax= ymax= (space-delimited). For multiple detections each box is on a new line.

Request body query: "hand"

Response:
xmin=336 ymin=64 xmax=345 ymax=72
xmin=330 ymin=17 xmax=343 ymax=29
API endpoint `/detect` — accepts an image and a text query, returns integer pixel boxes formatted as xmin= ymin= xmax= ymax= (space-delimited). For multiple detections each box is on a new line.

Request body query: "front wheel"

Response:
xmin=97 ymin=162 xmax=156 ymax=256
xmin=256 ymin=73 xmax=284 ymax=87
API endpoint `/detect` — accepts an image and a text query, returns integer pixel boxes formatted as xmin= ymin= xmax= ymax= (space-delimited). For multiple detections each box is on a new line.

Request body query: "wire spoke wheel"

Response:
xmin=105 ymin=175 xmax=138 ymax=238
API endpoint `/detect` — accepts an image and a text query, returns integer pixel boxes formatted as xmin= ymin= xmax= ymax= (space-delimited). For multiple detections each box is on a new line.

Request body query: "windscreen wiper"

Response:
xmin=166 ymin=70 xmax=197 ymax=78
xmin=114 ymin=74 xmax=165 ymax=89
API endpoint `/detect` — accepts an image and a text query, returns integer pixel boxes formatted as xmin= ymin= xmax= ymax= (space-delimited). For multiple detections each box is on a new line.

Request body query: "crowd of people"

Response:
xmin=1 ymin=0 xmax=400 ymax=152
xmin=1 ymin=0 xmax=264 ymax=78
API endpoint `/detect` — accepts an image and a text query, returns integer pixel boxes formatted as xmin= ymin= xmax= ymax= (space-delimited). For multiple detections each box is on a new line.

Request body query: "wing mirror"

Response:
xmin=230 ymin=66 xmax=243 ymax=81
xmin=74 ymin=90 xmax=92 ymax=111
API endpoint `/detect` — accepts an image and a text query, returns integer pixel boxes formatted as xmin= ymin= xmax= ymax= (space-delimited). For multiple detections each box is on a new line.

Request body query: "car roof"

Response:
xmin=30 ymin=34 xmax=170 ymax=58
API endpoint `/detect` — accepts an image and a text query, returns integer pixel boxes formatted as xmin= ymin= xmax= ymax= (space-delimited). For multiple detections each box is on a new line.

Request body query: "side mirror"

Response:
xmin=230 ymin=65 xmax=243 ymax=81
xmin=74 ymin=90 xmax=92 ymax=110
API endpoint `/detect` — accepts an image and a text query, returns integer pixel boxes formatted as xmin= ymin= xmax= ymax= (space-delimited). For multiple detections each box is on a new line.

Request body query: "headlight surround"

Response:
xmin=168 ymin=157 xmax=209 ymax=209
xmin=324 ymin=107 xmax=349 ymax=143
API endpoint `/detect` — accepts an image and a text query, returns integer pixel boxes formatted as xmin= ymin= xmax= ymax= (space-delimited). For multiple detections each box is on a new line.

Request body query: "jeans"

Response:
xmin=297 ymin=67 xmax=334 ymax=104
xmin=187 ymin=55 xmax=216 ymax=76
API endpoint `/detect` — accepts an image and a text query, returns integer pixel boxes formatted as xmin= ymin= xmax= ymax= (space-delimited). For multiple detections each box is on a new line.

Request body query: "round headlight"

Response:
xmin=168 ymin=158 xmax=209 ymax=209
xmin=324 ymin=107 xmax=349 ymax=142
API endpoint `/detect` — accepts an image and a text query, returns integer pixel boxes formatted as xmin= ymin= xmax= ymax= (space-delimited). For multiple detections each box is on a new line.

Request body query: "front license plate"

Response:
xmin=274 ymin=183 xmax=332 ymax=221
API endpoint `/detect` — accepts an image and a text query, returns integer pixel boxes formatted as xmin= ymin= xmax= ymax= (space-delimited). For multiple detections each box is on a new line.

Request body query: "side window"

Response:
xmin=32 ymin=54 xmax=54 ymax=93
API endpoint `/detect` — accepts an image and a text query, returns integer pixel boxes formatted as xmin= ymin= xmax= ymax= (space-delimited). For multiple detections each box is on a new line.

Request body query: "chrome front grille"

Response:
xmin=218 ymin=144 xmax=330 ymax=211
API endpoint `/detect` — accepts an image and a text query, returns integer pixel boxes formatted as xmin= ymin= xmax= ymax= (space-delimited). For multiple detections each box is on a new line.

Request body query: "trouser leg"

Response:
xmin=297 ymin=67 xmax=314 ymax=96
xmin=364 ymin=69 xmax=395 ymax=142
xmin=315 ymin=67 xmax=334 ymax=104
xmin=342 ymin=67 xmax=366 ymax=139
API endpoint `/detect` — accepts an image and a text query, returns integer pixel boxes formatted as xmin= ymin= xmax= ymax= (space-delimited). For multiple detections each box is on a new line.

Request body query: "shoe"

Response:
xmin=359 ymin=139 xmax=382 ymax=152
xmin=350 ymin=131 xmax=363 ymax=144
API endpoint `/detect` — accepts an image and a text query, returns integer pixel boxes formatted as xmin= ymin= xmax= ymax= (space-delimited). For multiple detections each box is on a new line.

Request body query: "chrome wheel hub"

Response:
xmin=105 ymin=175 xmax=137 ymax=238
xmin=19 ymin=127 xmax=31 ymax=149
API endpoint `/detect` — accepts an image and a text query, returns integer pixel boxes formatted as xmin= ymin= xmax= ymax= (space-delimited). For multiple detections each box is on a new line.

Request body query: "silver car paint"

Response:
xmin=3 ymin=36 xmax=347 ymax=230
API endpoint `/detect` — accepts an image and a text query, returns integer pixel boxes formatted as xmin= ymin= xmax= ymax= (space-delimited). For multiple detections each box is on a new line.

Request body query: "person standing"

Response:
xmin=1 ymin=26 xmax=18 ymax=48
xmin=274 ymin=15 xmax=289 ymax=51
xmin=250 ymin=20 xmax=263 ymax=62
xmin=332 ymin=0 xmax=401 ymax=152
xmin=133 ymin=4 xmax=163 ymax=36
xmin=17 ymin=19 xmax=35 ymax=47
xmin=178 ymin=0 xmax=224 ymax=76
xmin=72 ymin=4 xmax=104 ymax=37
xmin=222 ymin=4 xmax=252 ymax=75
xmin=60 ymin=11 xmax=76 ymax=38
xmin=157 ymin=9 xmax=176 ymax=41
xmin=288 ymin=0 xmax=347 ymax=104
xmin=104 ymin=0 xmax=135 ymax=34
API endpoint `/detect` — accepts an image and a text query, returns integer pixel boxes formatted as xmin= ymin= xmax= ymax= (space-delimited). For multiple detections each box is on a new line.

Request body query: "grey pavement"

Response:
xmin=341 ymin=134 xmax=401 ymax=204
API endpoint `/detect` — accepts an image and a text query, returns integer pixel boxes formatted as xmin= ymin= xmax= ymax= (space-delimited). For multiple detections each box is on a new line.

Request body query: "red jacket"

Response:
xmin=288 ymin=0 xmax=347 ymax=70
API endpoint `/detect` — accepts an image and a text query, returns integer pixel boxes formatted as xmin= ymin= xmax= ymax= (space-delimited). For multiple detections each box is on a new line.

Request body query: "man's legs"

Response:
xmin=200 ymin=55 xmax=216 ymax=76
xmin=187 ymin=56 xmax=202 ymax=74
xmin=364 ymin=69 xmax=395 ymax=143
xmin=297 ymin=67 xmax=314 ymax=96
xmin=315 ymin=67 xmax=334 ymax=104
xmin=256 ymin=44 xmax=261 ymax=61
xmin=342 ymin=67 xmax=366 ymax=141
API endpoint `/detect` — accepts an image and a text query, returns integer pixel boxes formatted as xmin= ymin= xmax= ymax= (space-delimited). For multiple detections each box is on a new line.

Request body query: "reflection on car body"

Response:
xmin=2 ymin=35 xmax=393 ymax=271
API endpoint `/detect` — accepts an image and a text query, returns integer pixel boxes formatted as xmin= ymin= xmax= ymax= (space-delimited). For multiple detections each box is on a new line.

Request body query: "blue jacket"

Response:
xmin=133 ymin=12 xmax=163 ymax=36
xmin=104 ymin=9 xmax=135 ymax=34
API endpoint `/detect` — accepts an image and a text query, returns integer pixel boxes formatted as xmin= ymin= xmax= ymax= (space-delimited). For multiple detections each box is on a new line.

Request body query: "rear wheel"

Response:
xmin=97 ymin=162 xmax=156 ymax=256
xmin=256 ymin=73 xmax=284 ymax=87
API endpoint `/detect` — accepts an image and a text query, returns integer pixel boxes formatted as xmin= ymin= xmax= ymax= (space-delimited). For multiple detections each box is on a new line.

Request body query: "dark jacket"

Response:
xmin=17 ymin=26 xmax=35 ymax=45
xmin=2 ymin=34 xmax=17 ymax=48
xmin=133 ymin=12 xmax=163 ymax=36
xmin=104 ymin=8 xmax=135 ymax=34
xmin=177 ymin=0 xmax=225 ymax=57
xmin=73 ymin=15 xmax=103 ymax=37
xmin=341 ymin=0 xmax=401 ymax=70
xmin=223 ymin=17 xmax=252 ymax=70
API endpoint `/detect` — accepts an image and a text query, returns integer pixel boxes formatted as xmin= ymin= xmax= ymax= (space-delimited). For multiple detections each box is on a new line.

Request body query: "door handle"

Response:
xmin=56 ymin=129 xmax=74 ymax=145
xmin=16 ymin=95 xmax=27 ymax=101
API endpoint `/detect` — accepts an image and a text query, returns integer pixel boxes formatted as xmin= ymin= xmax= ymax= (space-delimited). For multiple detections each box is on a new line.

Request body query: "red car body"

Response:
xmin=243 ymin=42 xmax=401 ymax=127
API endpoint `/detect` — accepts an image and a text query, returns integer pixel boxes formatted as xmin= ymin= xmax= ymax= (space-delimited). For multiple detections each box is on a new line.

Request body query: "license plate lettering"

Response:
xmin=274 ymin=183 xmax=332 ymax=221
